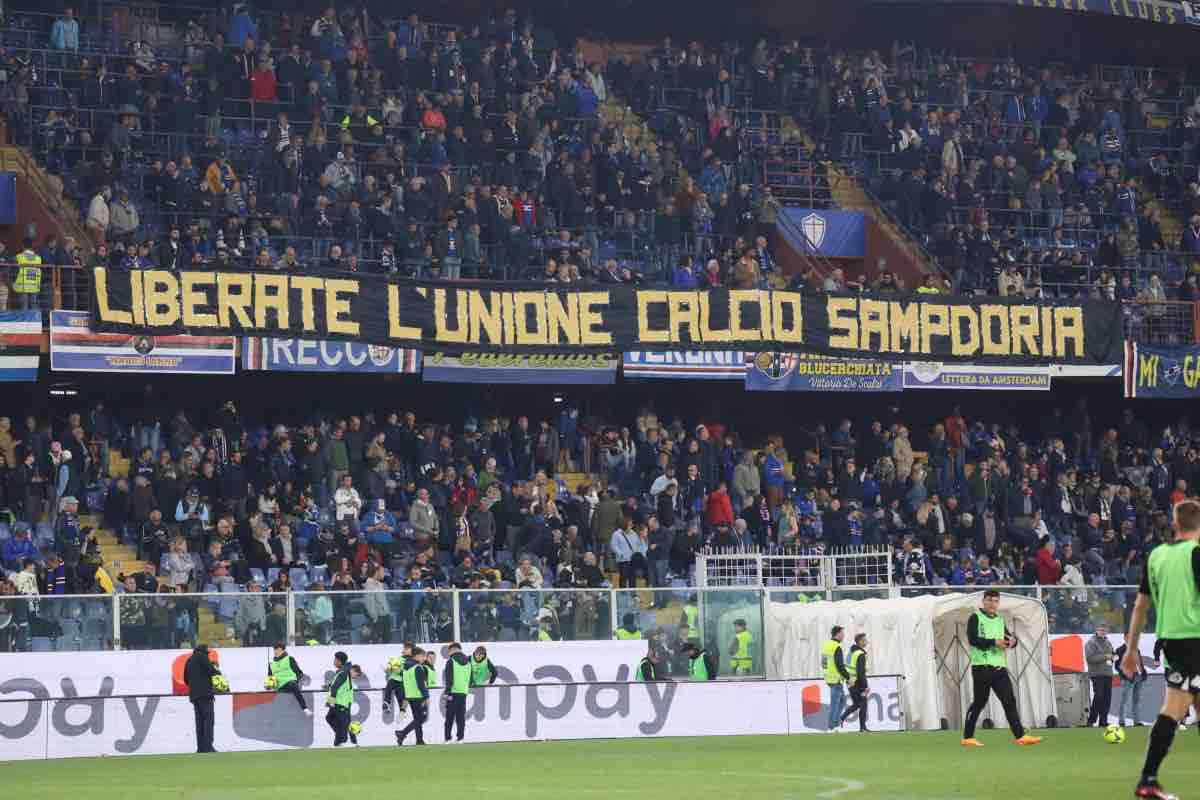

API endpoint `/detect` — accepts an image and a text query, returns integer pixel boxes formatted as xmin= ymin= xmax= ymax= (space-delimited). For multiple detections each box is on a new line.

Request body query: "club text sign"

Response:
xmin=91 ymin=268 xmax=1124 ymax=364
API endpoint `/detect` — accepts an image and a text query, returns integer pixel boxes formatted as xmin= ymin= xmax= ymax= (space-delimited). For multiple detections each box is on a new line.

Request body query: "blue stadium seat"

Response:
xmin=288 ymin=567 xmax=309 ymax=587
xmin=250 ymin=568 xmax=266 ymax=585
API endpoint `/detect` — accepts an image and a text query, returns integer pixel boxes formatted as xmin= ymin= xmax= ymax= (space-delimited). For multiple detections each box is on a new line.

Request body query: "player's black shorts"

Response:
xmin=1161 ymin=639 xmax=1200 ymax=694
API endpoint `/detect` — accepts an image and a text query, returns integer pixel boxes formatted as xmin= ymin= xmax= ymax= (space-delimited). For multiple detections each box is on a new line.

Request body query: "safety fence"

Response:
xmin=0 ymin=585 xmax=1139 ymax=655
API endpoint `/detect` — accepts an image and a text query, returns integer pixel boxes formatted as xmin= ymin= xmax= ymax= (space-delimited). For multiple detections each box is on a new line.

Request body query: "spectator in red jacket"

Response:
xmin=1034 ymin=538 xmax=1062 ymax=585
xmin=250 ymin=58 xmax=278 ymax=103
xmin=945 ymin=405 xmax=968 ymax=486
xmin=705 ymin=482 xmax=735 ymax=527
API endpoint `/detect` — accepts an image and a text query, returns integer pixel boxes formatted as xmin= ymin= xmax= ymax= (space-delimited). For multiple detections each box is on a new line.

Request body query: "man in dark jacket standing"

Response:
xmin=442 ymin=642 xmax=472 ymax=742
xmin=183 ymin=644 xmax=219 ymax=753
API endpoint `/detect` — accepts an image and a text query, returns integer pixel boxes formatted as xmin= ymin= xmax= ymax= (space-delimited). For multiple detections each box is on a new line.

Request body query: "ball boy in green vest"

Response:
xmin=960 ymin=589 xmax=1042 ymax=747
xmin=396 ymin=647 xmax=429 ymax=746
xmin=268 ymin=642 xmax=310 ymax=713
xmin=680 ymin=642 xmax=717 ymax=680
xmin=382 ymin=641 xmax=414 ymax=714
xmin=325 ymin=651 xmax=362 ymax=746
xmin=1121 ymin=500 xmax=1200 ymax=800
xmin=443 ymin=642 xmax=472 ymax=742
xmin=470 ymin=646 xmax=498 ymax=686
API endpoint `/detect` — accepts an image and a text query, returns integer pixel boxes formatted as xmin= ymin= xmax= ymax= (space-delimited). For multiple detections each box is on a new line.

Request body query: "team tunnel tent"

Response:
xmin=765 ymin=592 xmax=1056 ymax=731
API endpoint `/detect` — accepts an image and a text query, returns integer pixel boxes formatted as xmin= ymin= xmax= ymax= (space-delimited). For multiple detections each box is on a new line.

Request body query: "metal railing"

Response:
xmin=0 ymin=584 xmax=1138 ymax=655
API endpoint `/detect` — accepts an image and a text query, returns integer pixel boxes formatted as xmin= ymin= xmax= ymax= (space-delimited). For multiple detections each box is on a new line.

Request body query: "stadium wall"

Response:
xmin=0 ymin=676 xmax=903 ymax=761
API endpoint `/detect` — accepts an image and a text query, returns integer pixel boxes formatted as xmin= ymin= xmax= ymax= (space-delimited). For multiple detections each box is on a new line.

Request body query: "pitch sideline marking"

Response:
xmin=718 ymin=771 xmax=866 ymax=797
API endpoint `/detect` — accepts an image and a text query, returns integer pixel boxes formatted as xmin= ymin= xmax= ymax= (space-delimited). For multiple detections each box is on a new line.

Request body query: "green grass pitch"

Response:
xmin=8 ymin=727 xmax=1198 ymax=799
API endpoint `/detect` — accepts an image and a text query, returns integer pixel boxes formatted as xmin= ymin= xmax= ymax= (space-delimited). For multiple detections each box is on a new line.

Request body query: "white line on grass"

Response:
xmin=717 ymin=771 xmax=866 ymax=797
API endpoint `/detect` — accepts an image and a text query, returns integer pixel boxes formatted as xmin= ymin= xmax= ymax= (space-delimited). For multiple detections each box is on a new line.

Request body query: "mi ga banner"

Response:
xmin=1124 ymin=340 xmax=1200 ymax=398
xmin=422 ymin=351 xmax=618 ymax=384
xmin=779 ymin=209 xmax=866 ymax=258
xmin=746 ymin=351 xmax=903 ymax=392
xmin=242 ymin=337 xmax=421 ymax=373
xmin=89 ymin=268 xmax=1125 ymax=366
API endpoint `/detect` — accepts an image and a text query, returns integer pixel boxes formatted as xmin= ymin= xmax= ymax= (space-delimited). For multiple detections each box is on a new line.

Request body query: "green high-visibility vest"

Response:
xmin=423 ymin=664 xmax=439 ymax=688
xmin=822 ymin=640 xmax=843 ymax=685
xmin=449 ymin=658 xmax=471 ymax=695
xmin=970 ymin=610 xmax=1008 ymax=668
xmin=848 ymin=648 xmax=864 ymax=681
xmin=402 ymin=663 xmax=427 ymax=699
xmin=616 ymin=628 xmax=642 ymax=640
xmin=538 ymin=629 xmax=552 ymax=641
xmin=690 ymin=652 xmax=710 ymax=681
xmin=330 ymin=668 xmax=353 ymax=708
xmin=470 ymin=657 xmax=493 ymax=686
xmin=683 ymin=605 xmax=699 ymax=638
xmin=271 ymin=654 xmax=297 ymax=686
xmin=731 ymin=630 xmax=753 ymax=670
xmin=386 ymin=660 xmax=405 ymax=682
xmin=636 ymin=657 xmax=653 ymax=681
xmin=1148 ymin=540 xmax=1200 ymax=639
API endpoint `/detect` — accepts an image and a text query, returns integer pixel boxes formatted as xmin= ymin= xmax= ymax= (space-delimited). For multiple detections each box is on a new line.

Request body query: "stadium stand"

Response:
xmin=0 ymin=2 xmax=1195 ymax=657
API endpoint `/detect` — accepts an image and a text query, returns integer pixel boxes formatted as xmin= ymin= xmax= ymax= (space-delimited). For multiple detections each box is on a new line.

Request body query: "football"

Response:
xmin=387 ymin=656 xmax=404 ymax=672
xmin=264 ymin=677 xmax=278 ymax=690
xmin=1103 ymin=724 xmax=1125 ymax=744
xmin=212 ymin=675 xmax=230 ymax=693
xmin=348 ymin=721 xmax=362 ymax=736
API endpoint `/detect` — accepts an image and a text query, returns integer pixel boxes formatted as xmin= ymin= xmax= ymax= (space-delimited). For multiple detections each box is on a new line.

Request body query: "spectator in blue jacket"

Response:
xmin=698 ymin=157 xmax=729 ymax=202
xmin=50 ymin=8 xmax=80 ymax=54
xmin=362 ymin=499 xmax=398 ymax=547
xmin=229 ymin=6 xmax=258 ymax=50
xmin=2 ymin=525 xmax=39 ymax=569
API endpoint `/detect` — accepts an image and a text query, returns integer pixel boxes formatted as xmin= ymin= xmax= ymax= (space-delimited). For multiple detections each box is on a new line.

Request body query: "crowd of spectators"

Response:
xmin=0 ymin=387 xmax=1197 ymax=649
xmin=0 ymin=4 xmax=796 ymax=288
xmin=791 ymin=43 xmax=1200 ymax=300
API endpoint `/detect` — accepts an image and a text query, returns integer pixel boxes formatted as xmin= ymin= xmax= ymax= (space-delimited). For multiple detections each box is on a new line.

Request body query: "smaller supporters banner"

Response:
xmin=622 ymin=351 xmax=745 ymax=379
xmin=903 ymin=362 xmax=1051 ymax=391
xmin=0 ymin=311 xmax=41 ymax=381
xmin=746 ymin=351 xmax=903 ymax=392
xmin=422 ymin=351 xmax=618 ymax=384
xmin=1124 ymin=340 xmax=1200 ymax=398
xmin=779 ymin=209 xmax=867 ymax=258
xmin=243 ymin=338 xmax=420 ymax=373
xmin=50 ymin=310 xmax=235 ymax=374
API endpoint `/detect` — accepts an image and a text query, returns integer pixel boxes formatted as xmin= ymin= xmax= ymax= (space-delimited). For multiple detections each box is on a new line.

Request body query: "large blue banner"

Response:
xmin=243 ymin=338 xmax=421 ymax=373
xmin=745 ymin=352 xmax=902 ymax=392
xmin=1124 ymin=341 xmax=1200 ymax=398
xmin=778 ymin=209 xmax=866 ymax=259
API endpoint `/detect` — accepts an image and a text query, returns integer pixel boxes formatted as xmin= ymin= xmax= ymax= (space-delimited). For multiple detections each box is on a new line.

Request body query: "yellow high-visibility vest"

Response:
xmin=13 ymin=251 xmax=42 ymax=294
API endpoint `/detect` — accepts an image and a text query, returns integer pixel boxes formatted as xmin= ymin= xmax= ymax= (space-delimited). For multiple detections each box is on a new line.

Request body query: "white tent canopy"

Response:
xmin=765 ymin=592 xmax=1056 ymax=732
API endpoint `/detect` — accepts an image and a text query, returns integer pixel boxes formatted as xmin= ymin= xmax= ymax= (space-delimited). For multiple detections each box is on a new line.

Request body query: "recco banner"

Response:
xmin=242 ymin=337 xmax=421 ymax=373
xmin=89 ymin=268 xmax=1124 ymax=365
xmin=0 ymin=676 xmax=902 ymax=760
